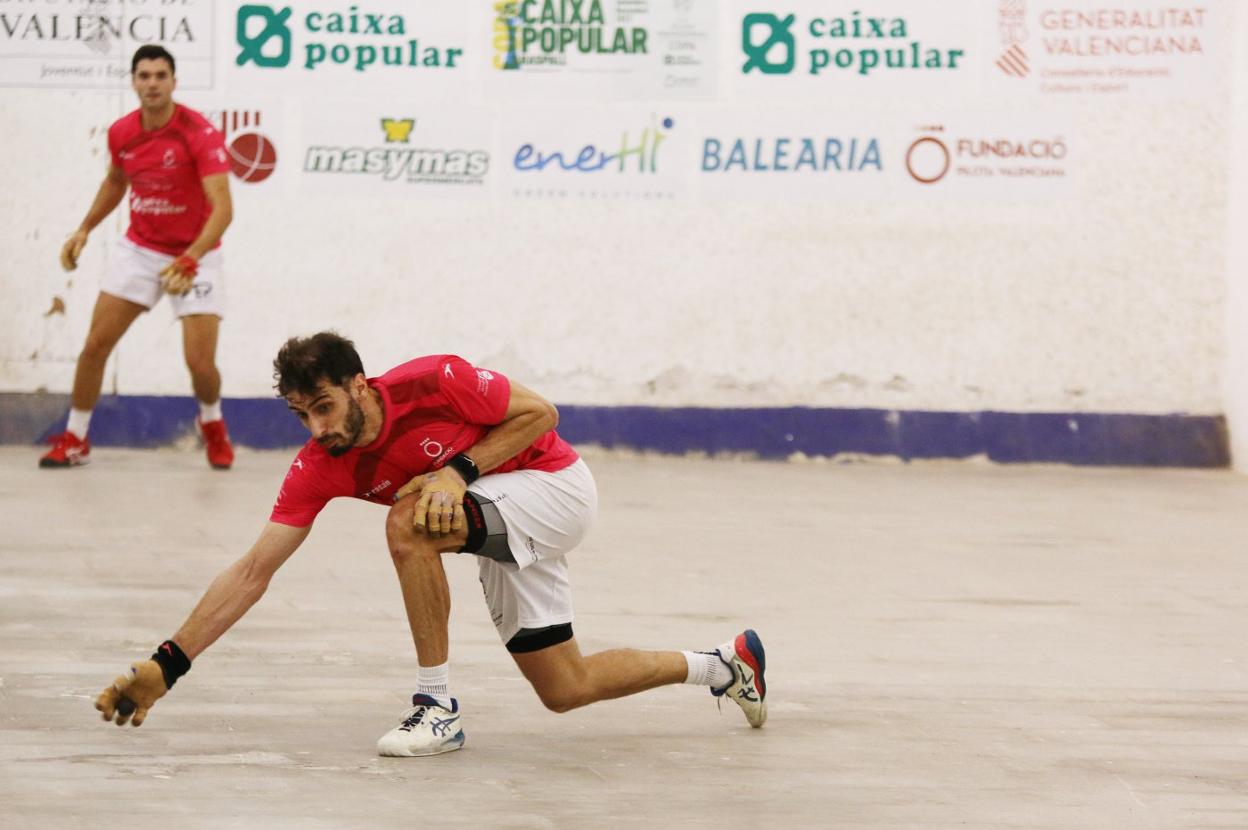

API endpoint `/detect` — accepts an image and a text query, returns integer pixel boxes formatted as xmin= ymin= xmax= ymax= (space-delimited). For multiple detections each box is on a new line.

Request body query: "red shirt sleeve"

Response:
xmin=269 ymin=448 xmax=331 ymax=527
xmin=437 ymin=356 xmax=510 ymax=425
xmin=190 ymin=123 xmax=230 ymax=178
xmin=108 ymin=124 xmax=122 ymax=169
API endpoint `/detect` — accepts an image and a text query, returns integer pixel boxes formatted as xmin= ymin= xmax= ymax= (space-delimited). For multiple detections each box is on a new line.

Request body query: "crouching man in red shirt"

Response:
xmin=94 ymin=332 xmax=768 ymax=755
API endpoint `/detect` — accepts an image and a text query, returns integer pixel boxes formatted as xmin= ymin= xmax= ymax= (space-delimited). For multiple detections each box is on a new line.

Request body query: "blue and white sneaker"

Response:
xmin=711 ymin=629 xmax=768 ymax=728
xmin=376 ymin=694 xmax=465 ymax=757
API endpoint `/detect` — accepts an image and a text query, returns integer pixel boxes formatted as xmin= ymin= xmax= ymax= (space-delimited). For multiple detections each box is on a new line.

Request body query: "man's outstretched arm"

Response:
xmin=95 ymin=521 xmax=311 ymax=726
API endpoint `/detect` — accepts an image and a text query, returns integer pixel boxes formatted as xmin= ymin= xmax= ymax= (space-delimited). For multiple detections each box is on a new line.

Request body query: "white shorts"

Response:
xmin=467 ymin=458 xmax=597 ymax=644
xmin=101 ymin=237 xmax=226 ymax=318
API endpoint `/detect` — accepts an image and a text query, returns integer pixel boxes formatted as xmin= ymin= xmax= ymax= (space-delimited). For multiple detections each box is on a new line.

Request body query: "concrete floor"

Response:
xmin=0 ymin=446 xmax=1245 ymax=829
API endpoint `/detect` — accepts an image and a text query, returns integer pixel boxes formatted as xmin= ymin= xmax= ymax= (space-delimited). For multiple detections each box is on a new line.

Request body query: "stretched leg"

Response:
xmin=513 ymin=631 xmax=769 ymax=727
xmin=511 ymin=637 xmax=687 ymax=713
xmin=71 ymin=292 xmax=146 ymax=411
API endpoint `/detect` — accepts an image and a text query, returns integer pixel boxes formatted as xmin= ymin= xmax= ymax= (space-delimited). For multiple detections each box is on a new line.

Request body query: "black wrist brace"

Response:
xmin=151 ymin=639 xmax=192 ymax=689
xmin=445 ymin=452 xmax=480 ymax=484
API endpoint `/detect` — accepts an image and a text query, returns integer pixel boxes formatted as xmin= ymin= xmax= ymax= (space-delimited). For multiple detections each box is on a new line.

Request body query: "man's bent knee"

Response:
xmin=536 ymin=688 xmax=586 ymax=714
xmin=385 ymin=499 xmax=465 ymax=558
xmin=386 ymin=501 xmax=427 ymax=549
xmin=509 ymin=625 xmax=583 ymax=712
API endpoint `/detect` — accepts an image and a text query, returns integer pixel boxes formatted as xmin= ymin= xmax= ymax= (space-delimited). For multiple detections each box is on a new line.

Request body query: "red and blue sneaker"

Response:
xmin=376 ymin=694 xmax=464 ymax=757
xmin=712 ymin=629 xmax=767 ymax=728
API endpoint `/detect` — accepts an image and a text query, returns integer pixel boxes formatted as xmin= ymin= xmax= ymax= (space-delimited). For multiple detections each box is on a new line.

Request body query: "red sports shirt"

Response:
xmin=270 ymin=356 xmax=580 ymax=528
xmin=108 ymin=104 xmax=230 ymax=256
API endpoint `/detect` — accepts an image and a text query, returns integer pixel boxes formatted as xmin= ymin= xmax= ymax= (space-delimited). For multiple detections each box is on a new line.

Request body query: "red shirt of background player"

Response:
xmin=108 ymin=103 xmax=230 ymax=256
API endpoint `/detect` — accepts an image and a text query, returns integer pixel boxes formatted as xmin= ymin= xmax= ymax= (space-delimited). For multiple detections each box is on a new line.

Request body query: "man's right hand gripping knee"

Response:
xmin=95 ymin=640 xmax=191 ymax=727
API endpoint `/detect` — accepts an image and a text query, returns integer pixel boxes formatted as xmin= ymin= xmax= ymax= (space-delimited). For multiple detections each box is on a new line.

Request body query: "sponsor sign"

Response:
xmin=732 ymin=1 xmax=972 ymax=99
xmin=903 ymin=119 xmax=1074 ymax=196
xmin=230 ymin=1 xmax=468 ymax=95
xmin=0 ymin=0 xmax=215 ymax=89
xmin=486 ymin=0 xmax=717 ymax=100
xmin=299 ymin=105 xmax=491 ymax=195
xmin=695 ymin=110 xmax=886 ymax=201
xmin=499 ymin=108 xmax=687 ymax=199
xmin=693 ymin=110 xmax=1075 ymax=200
xmin=181 ymin=95 xmax=287 ymax=187
xmin=989 ymin=0 xmax=1222 ymax=97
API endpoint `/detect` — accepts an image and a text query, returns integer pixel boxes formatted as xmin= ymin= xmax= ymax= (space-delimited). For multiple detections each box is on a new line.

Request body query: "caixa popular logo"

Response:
xmin=203 ymin=109 xmax=278 ymax=184
xmin=741 ymin=10 xmax=966 ymax=77
xmin=490 ymin=0 xmax=648 ymax=70
xmin=513 ymin=116 xmax=673 ymax=174
xmin=905 ymin=126 xmax=1069 ymax=185
xmin=236 ymin=4 xmax=463 ymax=73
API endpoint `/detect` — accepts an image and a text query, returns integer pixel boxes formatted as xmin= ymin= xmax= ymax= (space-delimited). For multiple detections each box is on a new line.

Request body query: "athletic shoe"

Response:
xmin=196 ymin=417 xmax=234 ymax=470
xmin=376 ymin=694 xmax=465 ymax=757
xmin=39 ymin=431 xmax=91 ymax=468
xmin=712 ymin=629 xmax=768 ymax=728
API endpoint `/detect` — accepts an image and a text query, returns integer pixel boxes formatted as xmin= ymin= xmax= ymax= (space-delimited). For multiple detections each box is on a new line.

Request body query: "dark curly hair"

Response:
xmin=273 ymin=332 xmax=365 ymax=397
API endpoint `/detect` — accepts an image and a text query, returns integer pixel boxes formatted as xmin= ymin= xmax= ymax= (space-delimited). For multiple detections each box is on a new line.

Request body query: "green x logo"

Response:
xmin=742 ymin=13 xmax=795 ymax=75
xmin=237 ymin=5 xmax=293 ymax=68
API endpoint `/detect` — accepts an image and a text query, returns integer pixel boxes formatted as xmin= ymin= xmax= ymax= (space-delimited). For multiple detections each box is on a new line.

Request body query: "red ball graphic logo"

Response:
xmin=227 ymin=132 xmax=277 ymax=183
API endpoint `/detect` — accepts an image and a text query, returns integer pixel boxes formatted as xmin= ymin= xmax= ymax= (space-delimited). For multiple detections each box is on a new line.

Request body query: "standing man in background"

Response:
xmin=42 ymin=45 xmax=235 ymax=470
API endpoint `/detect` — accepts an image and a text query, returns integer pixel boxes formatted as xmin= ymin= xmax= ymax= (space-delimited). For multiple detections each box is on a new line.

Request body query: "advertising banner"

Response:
xmin=497 ymin=106 xmax=689 ymax=200
xmin=986 ymin=0 xmax=1224 ymax=98
xmin=178 ymin=94 xmax=288 ymax=191
xmin=728 ymin=0 xmax=980 ymax=102
xmin=227 ymin=0 xmax=470 ymax=97
xmin=298 ymin=102 xmax=492 ymax=196
xmin=694 ymin=109 xmax=1078 ymax=201
xmin=484 ymin=0 xmax=718 ymax=101
xmin=0 ymin=0 xmax=215 ymax=89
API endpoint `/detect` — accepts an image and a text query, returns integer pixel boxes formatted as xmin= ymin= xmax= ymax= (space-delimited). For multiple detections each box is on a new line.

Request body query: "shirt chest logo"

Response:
xmin=419 ymin=436 xmax=455 ymax=463
xmin=162 ymin=148 xmax=177 ymax=167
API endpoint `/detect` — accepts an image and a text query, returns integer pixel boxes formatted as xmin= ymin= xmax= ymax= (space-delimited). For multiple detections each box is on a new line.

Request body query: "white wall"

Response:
xmin=1227 ymin=3 xmax=1248 ymax=471
xmin=0 ymin=1 xmax=1237 ymax=429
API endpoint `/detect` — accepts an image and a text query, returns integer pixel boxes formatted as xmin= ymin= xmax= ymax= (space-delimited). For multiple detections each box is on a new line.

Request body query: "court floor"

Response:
xmin=0 ymin=446 xmax=1245 ymax=829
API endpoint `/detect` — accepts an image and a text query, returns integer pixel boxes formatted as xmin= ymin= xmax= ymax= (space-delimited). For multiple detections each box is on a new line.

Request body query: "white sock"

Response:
xmin=198 ymin=399 xmax=223 ymax=423
xmin=66 ymin=408 xmax=92 ymax=440
xmin=682 ymin=649 xmax=734 ymax=689
xmin=417 ymin=662 xmax=451 ymax=706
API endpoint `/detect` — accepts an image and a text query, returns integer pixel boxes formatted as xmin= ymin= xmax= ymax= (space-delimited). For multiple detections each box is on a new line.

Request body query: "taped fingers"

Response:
xmin=94 ymin=656 xmax=177 ymax=727
xmin=97 ymin=674 xmax=136 ymax=725
xmin=424 ymin=491 xmax=462 ymax=537
xmin=94 ymin=677 xmax=125 ymax=721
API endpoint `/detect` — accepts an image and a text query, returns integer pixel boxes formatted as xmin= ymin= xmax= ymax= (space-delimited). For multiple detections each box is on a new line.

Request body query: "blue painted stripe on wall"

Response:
xmin=0 ymin=393 xmax=1229 ymax=468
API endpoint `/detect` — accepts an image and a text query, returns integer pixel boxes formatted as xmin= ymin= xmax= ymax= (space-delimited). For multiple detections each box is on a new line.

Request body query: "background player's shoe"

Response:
xmin=39 ymin=432 xmax=91 ymax=468
xmin=711 ymin=629 xmax=767 ymax=728
xmin=196 ymin=417 xmax=234 ymax=470
xmin=376 ymin=694 xmax=465 ymax=757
